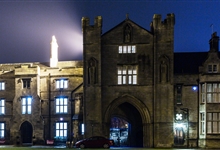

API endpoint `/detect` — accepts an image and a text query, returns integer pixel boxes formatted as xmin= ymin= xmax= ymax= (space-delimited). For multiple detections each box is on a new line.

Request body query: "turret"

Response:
xmin=209 ymin=32 xmax=219 ymax=52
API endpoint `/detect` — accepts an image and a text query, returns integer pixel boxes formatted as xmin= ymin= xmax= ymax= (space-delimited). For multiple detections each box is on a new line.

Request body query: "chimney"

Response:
xmin=209 ymin=32 xmax=219 ymax=52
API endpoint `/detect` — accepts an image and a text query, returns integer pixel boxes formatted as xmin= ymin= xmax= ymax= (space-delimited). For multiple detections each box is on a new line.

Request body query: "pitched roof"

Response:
xmin=174 ymin=52 xmax=208 ymax=74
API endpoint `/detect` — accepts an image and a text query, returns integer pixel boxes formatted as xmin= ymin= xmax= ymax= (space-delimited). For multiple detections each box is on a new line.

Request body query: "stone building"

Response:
xmin=0 ymin=36 xmax=83 ymax=145
xmin=82 ymin=13 xmax=220 ymax=148
xmin=1 ymin=13 xmax=220 ymax=148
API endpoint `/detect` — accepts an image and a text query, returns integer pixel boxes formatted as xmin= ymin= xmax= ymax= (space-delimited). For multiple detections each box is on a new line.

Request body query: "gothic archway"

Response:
xmin=20 ymin=121 xmax=33 ymax=144
xmin=104 ymin=94 xmax=152 ymax=147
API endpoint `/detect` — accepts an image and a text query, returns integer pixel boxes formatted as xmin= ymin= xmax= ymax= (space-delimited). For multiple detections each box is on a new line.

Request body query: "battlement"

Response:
xmin=82 ymin=16 xmax=102 ymax=29
xmin=153 ymin=13 xmax=175 ymax=29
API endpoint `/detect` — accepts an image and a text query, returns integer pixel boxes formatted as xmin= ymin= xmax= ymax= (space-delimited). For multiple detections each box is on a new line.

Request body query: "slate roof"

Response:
xmin=174 ymin=52 xmax=208 ymax=74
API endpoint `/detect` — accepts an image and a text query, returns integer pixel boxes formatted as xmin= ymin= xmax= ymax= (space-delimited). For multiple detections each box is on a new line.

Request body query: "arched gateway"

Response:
xmin=104 ymin=95 xmax=152 ymax=147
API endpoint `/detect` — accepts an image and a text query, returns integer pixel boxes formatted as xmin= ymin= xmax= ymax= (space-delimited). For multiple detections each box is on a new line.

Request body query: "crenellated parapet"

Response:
xmin=153 ymin=13 xmax=175 ymax=29
xmin=82 ymin=16 xmax=102 ymax=31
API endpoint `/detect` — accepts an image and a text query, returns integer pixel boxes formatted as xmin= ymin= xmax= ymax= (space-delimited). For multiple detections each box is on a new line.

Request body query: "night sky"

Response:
xmin=0 ymin=0 xmax=220 ymax=63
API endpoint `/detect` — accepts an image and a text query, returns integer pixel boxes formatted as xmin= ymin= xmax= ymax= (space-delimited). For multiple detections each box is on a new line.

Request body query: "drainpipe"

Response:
xmin=196 ymin=79 xmax=200 ymax=148
xmin=48 ymin=73 xmax=51 ymax=140
xmin=70 ymin=82 xmax=83 ymax=143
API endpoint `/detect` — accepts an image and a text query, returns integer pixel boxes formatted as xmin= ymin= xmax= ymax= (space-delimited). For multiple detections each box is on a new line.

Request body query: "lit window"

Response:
xmin=118 ymin=45 xmax=136 ymax=54
xmin=208 ymin=64 xmax=218 ymax=73
xmin=55 ymin=122 xmax=67 ymax=140
xmin=207 ymin=112 xmax=220 ymax=134
xmin=81 ymin=124 xmax=84 ymax=135
xmin=0 ymin=123 xmax=5 ymax=138
xmin=56 ymin=79 xmax=68 ymax=89
xmin=0 ymin=99 xmax=5 ymax=114
xmin=22 ymin=79 xmax=31 ymax=88
xmin=118 ymin=66 xmax=137 ymax=85
xmin=204 ymin=83 xmax=220 ymax=103
xmin=0 ymin=82 xmax=5 ymax=90
xmin=21 ymin=97 xmax=32 ymax=114
xmin=55 ymin=97 xmax=68 ymax=114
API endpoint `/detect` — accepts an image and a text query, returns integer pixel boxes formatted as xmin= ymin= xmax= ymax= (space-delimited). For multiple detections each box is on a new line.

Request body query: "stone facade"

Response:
xmin=82 ymin=14 xmax=175 ymax=148
xmin=0 ymin=60 xmax=83 ymax=144
xmin=82 ymin=14 xmax=220 ymax=148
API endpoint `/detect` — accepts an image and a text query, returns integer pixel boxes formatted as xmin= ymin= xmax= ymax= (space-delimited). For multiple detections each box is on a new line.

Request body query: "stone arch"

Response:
xmin=104 ymin=94 xmax=152 ymax=147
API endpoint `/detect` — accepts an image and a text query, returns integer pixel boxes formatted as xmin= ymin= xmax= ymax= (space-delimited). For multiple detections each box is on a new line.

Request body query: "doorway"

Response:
xmin=110 ymin=102 xmax=143 ymax=147
xmin=20 ymin=121 xmax=33 ymax=144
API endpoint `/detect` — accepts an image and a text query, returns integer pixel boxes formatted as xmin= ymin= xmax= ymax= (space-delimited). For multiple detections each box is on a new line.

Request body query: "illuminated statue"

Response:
xmin=50 ymin=35 xmax=58 ymax=67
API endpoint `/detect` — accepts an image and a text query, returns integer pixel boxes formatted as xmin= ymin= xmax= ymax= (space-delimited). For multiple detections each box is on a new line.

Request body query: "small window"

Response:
xmin=0 ymin=99 xmax=5 ymax=115
xmin=118 ymin=45 xmax=136 ymax=54
xmin=55 ymin=97 xmax=68 ymax=114
xmin=21 ymin=97 xmax=32 ymax=114
xmin=117 ymin=65 xmax=137 ymax=85
xmin=22 ymin=79 xmax=31 ymax=88
xmin=0 ymin=123 xmax=5 ymax=138
xmin=56 ymin=79 xmax=68 ymax=89
xmin=208 ymin=64 xmax=218 ymax=73
xmin=0 ymin=82 xmax=5 ymax=90
xmin=55 ymin=122 xmax=67 ymax=140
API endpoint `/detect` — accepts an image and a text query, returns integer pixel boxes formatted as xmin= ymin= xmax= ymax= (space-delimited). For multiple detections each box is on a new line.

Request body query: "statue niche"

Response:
xmin=124 ymin=24 xmax=132 ymax=43
xmin=88 ymin=58 xmax=98 ymax=84
xmin=159 ymin=56 xmax=169 ymax=83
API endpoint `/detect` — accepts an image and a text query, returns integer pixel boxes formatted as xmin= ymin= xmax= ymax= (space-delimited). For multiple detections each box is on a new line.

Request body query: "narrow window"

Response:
xmin=201 ymin=84 xmax=205 ymax=103
xmin=208 ymin=65 xmax=212 ymax=73
xmin=213 ymin=65 xmax=218 ymax=73
xmin=56 ymin=79 xmax=68 ymax=89
xmin=0 ymin=99 xmax=5 ymax=114
xmin=118 ymin=46 xmax=122 ymax=53
xmin=0 ymin=82 xmax=5 ymax=90
xmin=55 ymin=97 xmax=68 ymax=114
xmin=21 ymin=97 xmax=32 ymax=114
xmin=200 ymin=112 xmax=205 ymax=134
xmin=176 ymin=85 xmax=182 ymax=104
xmin=0 ymin=123 xmax=5 ymax=138
xmin=81 ymin=124 xmax=85 ymax=135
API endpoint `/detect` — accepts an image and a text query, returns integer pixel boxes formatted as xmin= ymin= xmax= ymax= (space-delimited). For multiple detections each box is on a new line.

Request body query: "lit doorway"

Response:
xmin=174 ymin=127 xmax=185 ymax=145
xmin=110 ymin=117 xmax=129 ymax=146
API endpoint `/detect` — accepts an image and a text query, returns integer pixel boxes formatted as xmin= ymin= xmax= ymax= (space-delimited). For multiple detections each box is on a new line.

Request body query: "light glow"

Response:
xmin=50 ymin=35 xmax=58 ymax=67
xmin=192 ymin=86 xmax=197 ymax=91
xmin=176 ymin=113 xmax=183 ymax=120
